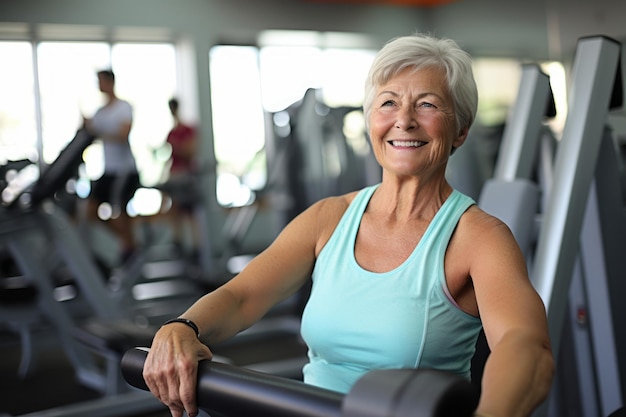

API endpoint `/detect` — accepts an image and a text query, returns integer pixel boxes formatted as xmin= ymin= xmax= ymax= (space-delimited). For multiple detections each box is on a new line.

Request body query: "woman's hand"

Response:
xmin=143 ymin=323 xmax=213 ymax=417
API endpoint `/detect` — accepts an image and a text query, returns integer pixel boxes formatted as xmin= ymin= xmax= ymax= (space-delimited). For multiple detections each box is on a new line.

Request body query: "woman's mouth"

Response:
xmin=389 ymin=140 xmax=427 ymax=148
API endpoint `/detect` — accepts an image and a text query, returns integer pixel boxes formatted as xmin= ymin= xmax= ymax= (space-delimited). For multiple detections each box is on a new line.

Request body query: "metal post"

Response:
xmin=493 ymin=64 xmax=554 ymax=182
xmin=531 ymin=35 xmax=622 ymax=417
xmin=532 ymin=35 xmax=621 ymax=351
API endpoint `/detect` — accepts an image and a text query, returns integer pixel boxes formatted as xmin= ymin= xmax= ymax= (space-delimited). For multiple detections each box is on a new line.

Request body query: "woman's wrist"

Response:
xmin=161 ymin=318 xmax=201 ymax=339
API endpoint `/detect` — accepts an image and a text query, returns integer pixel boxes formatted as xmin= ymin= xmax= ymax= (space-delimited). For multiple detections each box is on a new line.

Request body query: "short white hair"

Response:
xmin=363 ymin=33 xmax=478 ymax=133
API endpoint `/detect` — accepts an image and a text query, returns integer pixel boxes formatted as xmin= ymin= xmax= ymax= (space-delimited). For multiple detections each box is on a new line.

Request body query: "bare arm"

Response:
xmin=181 ymin=204 xmax=320 ymax=343
xmin=142 ymin=197 xmax=335 ymax=417
xmin=468 ymin=213 xmax=554 ymax=417
xmin=114 ymin=119 xmax=132 ymax=143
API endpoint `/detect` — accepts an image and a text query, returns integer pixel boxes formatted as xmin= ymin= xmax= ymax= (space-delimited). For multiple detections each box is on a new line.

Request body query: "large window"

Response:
xmin=37 ymin=42 xmax=110 ymax=165
xmin=209 ymin=45 xmax=265 ymax=207
xmin=0 ymin=41 xmax=37 ymax=163
xmin=209 ymin=36 xmax=378 ymax=207
xmin=36 ymin=41 xmax=177 ymax=186
xmin=0 ymin=34 xmax=179 ymax=214
xmin=110 ymin=43 xmax=177 ymax=186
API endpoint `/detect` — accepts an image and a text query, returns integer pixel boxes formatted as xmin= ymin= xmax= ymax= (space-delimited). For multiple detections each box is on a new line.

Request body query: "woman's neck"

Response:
xmin=373 ymin=178 xmax=452 ymax=220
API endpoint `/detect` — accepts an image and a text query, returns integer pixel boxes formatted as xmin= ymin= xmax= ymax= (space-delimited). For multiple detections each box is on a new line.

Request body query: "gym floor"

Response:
xmin=0 ymin=328 xmax=169 ymax=417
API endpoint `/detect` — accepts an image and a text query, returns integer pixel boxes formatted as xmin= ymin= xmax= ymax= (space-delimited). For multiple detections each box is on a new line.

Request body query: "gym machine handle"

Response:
xmin=121 ymin=347 xmax=479 ymax=417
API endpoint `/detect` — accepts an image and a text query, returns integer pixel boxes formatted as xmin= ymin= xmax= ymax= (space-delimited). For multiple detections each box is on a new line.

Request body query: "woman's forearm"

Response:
xmin=477 ymin=331 xmax=554 ymax=417
xmin=178 ymin=286 xmax=252 ymax=345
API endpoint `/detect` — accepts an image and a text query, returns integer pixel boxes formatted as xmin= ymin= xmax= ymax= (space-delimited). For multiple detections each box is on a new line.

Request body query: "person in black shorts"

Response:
xmin=84 ymin=69 xmax=139 ymax=263
xmin=89 ymin=173 xmax=140 ymax=217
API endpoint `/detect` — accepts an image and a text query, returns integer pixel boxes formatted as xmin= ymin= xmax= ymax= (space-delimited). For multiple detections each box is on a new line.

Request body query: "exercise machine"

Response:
xmin=467 ymin=62 xmax=556 ymax=386
xmin=477 ymin=62 xmax=556 ymax=258
xmin=121 ymin=347 xmax=480 ymax=417
xmin=0 ymin=129 xmax=203 ymax=415
xmin=530 ymin=35 xmax=625 ymax=417
xmin=0 ymin=127 xmax=310 ymax=416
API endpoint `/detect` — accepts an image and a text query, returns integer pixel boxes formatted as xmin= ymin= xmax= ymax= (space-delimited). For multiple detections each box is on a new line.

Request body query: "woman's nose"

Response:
xmin=395 ymin=107 xmax=417 ymax=130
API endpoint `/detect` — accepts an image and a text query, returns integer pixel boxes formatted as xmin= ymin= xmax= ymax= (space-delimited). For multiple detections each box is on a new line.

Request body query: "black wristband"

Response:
xmin=162 ymin=318 xmax=200 ymax=339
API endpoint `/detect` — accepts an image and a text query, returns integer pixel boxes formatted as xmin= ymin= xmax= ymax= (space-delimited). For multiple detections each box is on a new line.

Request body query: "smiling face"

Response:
xmin=368 ymin=66 xmax=468 ymax=182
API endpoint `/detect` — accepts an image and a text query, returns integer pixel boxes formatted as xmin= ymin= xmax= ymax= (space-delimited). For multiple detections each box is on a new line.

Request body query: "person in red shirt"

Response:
xmin=166 ymin=98 xmax=197 ymax=176
xmin=163 ymin=97 xmax=199 ymax=257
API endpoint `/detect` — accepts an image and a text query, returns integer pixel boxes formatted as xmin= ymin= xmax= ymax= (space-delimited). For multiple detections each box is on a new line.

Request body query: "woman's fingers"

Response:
xmin=143 ymin=328 xmax=213 ymax=417
xmin=178 ymin=343 xmax=213 ymax=416
xmin=178 ymin=362 xmax=200 ymax=417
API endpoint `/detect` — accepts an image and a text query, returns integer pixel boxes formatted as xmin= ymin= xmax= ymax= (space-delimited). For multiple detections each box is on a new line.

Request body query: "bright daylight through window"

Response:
xmin=209 ymin=38 xmax=377 ymax=207
xmin=0 ymin=37 xmax=177 ymax=216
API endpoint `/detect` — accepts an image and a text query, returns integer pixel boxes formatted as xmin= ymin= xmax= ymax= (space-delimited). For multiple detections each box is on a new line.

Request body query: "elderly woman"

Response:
xmin=143 ymin=33 xmax=554 ymax=417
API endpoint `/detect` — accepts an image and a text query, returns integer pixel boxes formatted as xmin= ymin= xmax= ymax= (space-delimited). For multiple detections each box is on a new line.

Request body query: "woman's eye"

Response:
xmin=419 ymin=101 xmax=435 ymax=108
xmin=381 ymin=100 xmax=395 ymax=106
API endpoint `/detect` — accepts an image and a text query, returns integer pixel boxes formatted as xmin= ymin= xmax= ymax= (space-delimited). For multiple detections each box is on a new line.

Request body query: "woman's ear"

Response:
xmin=452 ymin=126 xmax=469 ymax=150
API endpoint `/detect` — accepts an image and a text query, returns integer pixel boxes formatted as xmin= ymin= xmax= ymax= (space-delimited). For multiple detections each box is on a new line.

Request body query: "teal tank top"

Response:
xmin=300 ymin=184 xmax=482 ymax=394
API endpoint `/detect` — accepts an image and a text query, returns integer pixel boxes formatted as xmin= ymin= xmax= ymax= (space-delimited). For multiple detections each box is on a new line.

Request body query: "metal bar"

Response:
xmin=531 ymin=35 xmax=622 ymax=417
xmin=493 ymin=64 xmax=553 ymax=181
xmin=122 ymin=347 xmax=344 ymax=417
xmin=578 ymin=132 xmax=625 ymax=414
xmin=532 ymin=36 xmax=621 ymax=352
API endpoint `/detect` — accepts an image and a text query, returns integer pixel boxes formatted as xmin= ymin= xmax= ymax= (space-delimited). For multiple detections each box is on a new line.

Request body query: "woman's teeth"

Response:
xmin=390 ymin=140 xmax=425 ymax=147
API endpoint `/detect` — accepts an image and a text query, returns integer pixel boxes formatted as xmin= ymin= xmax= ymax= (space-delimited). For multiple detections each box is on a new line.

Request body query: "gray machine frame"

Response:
xmin=474 ymin=35 xmax=625 ymax=417
xmin=0 ymin=202 xmax=167 ymax=417
xmin=478 ymin=63 xmax=555 ymax=259
xmin=531 ymin=36 xmax=624 ymax=417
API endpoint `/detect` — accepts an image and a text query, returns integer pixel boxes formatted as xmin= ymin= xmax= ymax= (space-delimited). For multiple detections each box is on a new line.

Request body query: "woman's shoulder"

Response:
xmin=459 ymin=204 xmax=509 ymax=232
xmin=306 ymin=191 xmax=360 ymax=254
xmin=307 ymin=191 xmax=359 ymax=224
xmin=456 ymin=204 xmax=517 ymax=250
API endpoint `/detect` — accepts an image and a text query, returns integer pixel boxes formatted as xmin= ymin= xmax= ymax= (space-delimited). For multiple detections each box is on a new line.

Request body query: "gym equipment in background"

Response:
xmin=531 ymin=35 xmax=625 ymax=417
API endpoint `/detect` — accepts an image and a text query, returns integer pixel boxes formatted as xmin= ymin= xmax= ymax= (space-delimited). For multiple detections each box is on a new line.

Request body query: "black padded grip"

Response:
xmin=121 ymin=347 xmax=343 ymax=417
xmin=121 ymin=347 xmax=479 ymax=417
